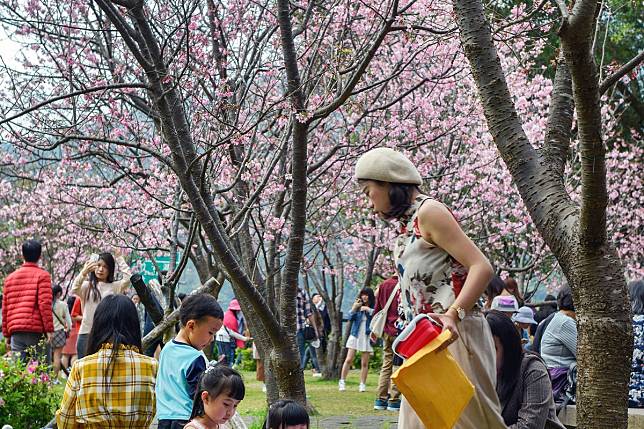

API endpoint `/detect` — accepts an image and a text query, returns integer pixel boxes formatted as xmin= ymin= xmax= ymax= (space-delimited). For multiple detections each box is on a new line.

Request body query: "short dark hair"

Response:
xmin=385 ymin=182 xmax=420 ymax=219
xmin=263 ymin=399 xmax=310 ymax=429
xmin=358 ymin=287 xmax=376 ymax=308
xmin=486 ymin=310 xmax=523 ymax=404
xmin=22 ymin=240 xmax=42 ymax=262
xmin=557 ymin=286 xmax=575 ymax=311
xmin=190 ymin=365 xmax=245 ymax=419
xmin=180 ymin=293 xmax=224 ymax=326
xmin=52 ymin=285 xmax=63 ymax=298
xmin=85 ymin=294 xmax=142 ymax=385
xmin=629 ymin=280 xmax=644 ymax=315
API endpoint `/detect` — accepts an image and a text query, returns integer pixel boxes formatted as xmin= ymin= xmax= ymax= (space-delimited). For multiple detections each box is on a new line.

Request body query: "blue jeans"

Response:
xmin=303 ymin=343 xmax=320 ymax=371
xmin=216 ymin=341 xmax=236 ymax=367
xmin=296 ymin=329 xmax=306 ymax=369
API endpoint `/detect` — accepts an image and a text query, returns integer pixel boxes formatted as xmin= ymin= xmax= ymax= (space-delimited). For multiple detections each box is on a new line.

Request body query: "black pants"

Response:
xmin=158 ymin=419 xmax=188 ymax=429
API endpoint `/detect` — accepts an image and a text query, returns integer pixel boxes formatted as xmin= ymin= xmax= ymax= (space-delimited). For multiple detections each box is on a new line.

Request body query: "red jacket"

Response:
xmin=2 ymin=262 xmax=54 ymax=338
xmin=373 ymin=277 xmax=400 ymax=338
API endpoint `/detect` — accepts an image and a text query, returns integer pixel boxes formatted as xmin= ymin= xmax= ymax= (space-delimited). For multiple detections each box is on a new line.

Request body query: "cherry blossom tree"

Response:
xmin=0 ymin=0 xmax=640 ymax=415
xmin=450 ymin=0 xmax=643 ymax=426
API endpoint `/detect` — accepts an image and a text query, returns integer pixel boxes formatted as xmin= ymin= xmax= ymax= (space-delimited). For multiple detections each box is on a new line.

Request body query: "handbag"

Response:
xmin=52 ymin=302 xmax=70 ymax=338
xmin=369 ymin=284 xmax=400 ymax=338
xmin=303 ymin=322 xmax=317 ymax=341
xmin=392 ymin=314 xmax=474 ymax=429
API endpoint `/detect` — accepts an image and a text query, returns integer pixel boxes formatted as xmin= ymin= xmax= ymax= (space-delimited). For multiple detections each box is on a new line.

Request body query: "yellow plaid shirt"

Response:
xmin=56 ymin=344 xmax=158 ymax=429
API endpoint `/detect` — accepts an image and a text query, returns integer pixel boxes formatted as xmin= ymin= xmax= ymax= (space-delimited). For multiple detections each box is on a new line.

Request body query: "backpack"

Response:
xmin=555 ymin=362 xmax=577 ymax=414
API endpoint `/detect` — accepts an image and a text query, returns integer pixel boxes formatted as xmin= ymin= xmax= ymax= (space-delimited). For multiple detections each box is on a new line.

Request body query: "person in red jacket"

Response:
xmin=371 ymin=276 xmax=402 ymax=411
xmin=2 ymin=240 xmax=54 ymax=361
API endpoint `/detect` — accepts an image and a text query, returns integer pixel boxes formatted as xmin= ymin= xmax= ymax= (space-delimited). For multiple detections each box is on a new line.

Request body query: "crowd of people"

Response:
xmin=0 ymin=147 xmax=641 ymax=429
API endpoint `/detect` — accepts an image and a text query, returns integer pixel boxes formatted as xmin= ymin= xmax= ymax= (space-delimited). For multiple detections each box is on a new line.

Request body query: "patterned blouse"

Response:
xmin=394 ymin=196 xmax=467 ymax=324
xmin=629 ymin=315 xmax=644 ymax=408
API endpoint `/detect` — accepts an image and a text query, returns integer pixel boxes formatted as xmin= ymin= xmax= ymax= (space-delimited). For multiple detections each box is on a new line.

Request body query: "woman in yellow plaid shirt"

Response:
xmin=56 ymin=294 xmax=158 ymax=428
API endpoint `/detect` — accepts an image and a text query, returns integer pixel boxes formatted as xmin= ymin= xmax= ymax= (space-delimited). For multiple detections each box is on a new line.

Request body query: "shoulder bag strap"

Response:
xmin=382 ymin=284 xmax=400 ymax=314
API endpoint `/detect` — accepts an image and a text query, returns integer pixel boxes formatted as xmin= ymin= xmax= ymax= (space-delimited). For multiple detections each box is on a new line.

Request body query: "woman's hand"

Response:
xmin=81 ymin=260 xmax=98 ymax=277
xmin=360 ymin=306 xmax=371 ymax=312
xmin=427 ymin=310 xmax=460 ymax=351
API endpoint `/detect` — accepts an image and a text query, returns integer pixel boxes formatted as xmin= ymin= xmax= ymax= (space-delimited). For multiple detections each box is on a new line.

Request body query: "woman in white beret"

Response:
xmin=355 ymin=147 xmax=507 ymax=429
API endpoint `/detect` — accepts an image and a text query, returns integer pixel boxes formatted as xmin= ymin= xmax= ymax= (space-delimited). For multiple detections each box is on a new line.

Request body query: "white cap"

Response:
xmin=512 ymin=306 xmax=537 ymax=325
xmin=491 ymin=295 xmax=519 ymax=313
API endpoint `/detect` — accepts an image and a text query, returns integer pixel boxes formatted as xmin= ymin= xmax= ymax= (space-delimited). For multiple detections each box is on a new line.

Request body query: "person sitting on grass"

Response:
xmin=263 ymin=399 xmax=310 ymax=429
xmin=156 ymin=293 xmax=224 ymax=429
xmin=184 ymin=364 xmax=245 ymax=429
xmin=56 ymin=294 xmax=158 ymax=428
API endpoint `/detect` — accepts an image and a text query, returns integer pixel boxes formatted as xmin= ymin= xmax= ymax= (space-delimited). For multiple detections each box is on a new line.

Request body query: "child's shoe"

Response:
xmin=359 ymin=383 xmax=367 ymax=392
xmin=338 ymin=379 xmax=346 ymax=391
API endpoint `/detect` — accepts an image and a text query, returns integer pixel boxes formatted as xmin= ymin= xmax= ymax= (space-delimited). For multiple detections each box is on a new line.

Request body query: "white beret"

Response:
xmin=355 ymin=147 xmax=422 ymax=185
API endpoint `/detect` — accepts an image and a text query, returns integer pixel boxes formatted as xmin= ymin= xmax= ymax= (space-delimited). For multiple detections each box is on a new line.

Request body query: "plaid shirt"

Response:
xmin=296 ymin=288 xmax=312 ymax=332
xmin=56 ymin=344 xmax=158 ymax=429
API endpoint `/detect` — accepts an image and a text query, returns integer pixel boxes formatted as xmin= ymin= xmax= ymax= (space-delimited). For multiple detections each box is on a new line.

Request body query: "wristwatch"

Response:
xmin=449 ymin=304 xmax=466 ymax=322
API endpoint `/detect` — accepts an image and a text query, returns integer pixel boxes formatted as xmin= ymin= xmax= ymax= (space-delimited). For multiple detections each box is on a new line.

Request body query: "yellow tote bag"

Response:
xmin=392 ymin=330 xmax=475 ymax=429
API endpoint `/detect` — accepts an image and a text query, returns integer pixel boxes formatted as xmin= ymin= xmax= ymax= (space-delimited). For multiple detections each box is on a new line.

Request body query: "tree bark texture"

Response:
xmin=274 ymin=0 xmax=311 ymax=405
xmin=451 ymin=0 xmax=632 ymax=427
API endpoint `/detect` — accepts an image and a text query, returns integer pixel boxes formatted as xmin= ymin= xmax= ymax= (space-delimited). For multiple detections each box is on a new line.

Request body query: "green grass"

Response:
xmin=237 ymin=369 xmax=397 ymax=418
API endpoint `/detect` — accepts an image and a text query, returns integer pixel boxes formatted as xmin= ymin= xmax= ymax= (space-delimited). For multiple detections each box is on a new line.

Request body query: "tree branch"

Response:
xmin=0 ymin=83 xmax=148 ymax=126
xmin=599 ymin=50 xmax=644 ymax=95
xmin=543 ymin=55 xmax=574 ymax=180
xmin=309 ymin=0 xmax=399 ymax=122
xmin=142 ymin=277 xmax=220 ymax=351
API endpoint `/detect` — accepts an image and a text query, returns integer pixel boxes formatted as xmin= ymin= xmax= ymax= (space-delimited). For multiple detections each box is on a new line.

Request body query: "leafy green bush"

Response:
xmin=238 ymin=347 xmax=256 ymax=371
xmin=0 ymin=352 xmax=61 ymax=428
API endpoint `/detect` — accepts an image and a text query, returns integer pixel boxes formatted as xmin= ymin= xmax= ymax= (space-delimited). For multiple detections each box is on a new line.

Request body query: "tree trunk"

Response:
xmin=450 ymin=0 xmax=632 ymax=427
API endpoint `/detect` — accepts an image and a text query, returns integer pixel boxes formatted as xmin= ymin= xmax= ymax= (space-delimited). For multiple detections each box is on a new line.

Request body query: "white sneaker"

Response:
xmin=359 ymin=383 xmax=367 ymax=392
xmin=338 ymin=379 xmax=346 ymax=391
xmin=262 ymin=383 xmax=267 ymax=393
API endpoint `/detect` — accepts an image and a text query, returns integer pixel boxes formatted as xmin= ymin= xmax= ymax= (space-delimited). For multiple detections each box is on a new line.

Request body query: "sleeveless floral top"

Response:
xmin=394 ymin=196 xmax=468 ymax=324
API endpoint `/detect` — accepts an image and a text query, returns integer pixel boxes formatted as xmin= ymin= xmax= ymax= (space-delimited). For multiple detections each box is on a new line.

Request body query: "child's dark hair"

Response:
xmin=180 ymin=293 xmax=224 ymax=326
xmin=85 ymin=252 xmax=116 ymax=303
xmin=263 ymin=399 xmax=310 ymax=429
xmin=190 ymin=364 xmax=245 ymax=419
xmin=52 ymin=285 xmax=63 ymax=298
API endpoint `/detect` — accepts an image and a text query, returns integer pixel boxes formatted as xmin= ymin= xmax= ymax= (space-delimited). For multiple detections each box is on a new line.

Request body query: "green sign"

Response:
xmin=138 ymin=255 xmax=179 ymax=284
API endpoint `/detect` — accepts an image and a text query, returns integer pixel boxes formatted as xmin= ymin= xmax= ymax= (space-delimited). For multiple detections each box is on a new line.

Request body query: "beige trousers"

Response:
xmin=398 ymin=314 xmax=507 ymax=429
xmin=377 ymin=333 xmax=401 ymax=401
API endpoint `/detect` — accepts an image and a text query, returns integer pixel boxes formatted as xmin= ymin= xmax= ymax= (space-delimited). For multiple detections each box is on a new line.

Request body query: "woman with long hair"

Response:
xmin=71 ymin=250 xmax=131 ymax=358
xmin=486 ymin=310 xmax=564 ymax=428
xmin=339 ymin=287 xmax=375 ymax=392
xmin=355 ymin=147 xmax=506 ymax=428
xmin=56 ymin=294 xmax=157 ymax=428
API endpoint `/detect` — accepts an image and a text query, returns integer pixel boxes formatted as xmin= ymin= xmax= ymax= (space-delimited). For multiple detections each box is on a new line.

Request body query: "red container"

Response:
xmin=393 ymin=314 xmax=443 ymax=360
